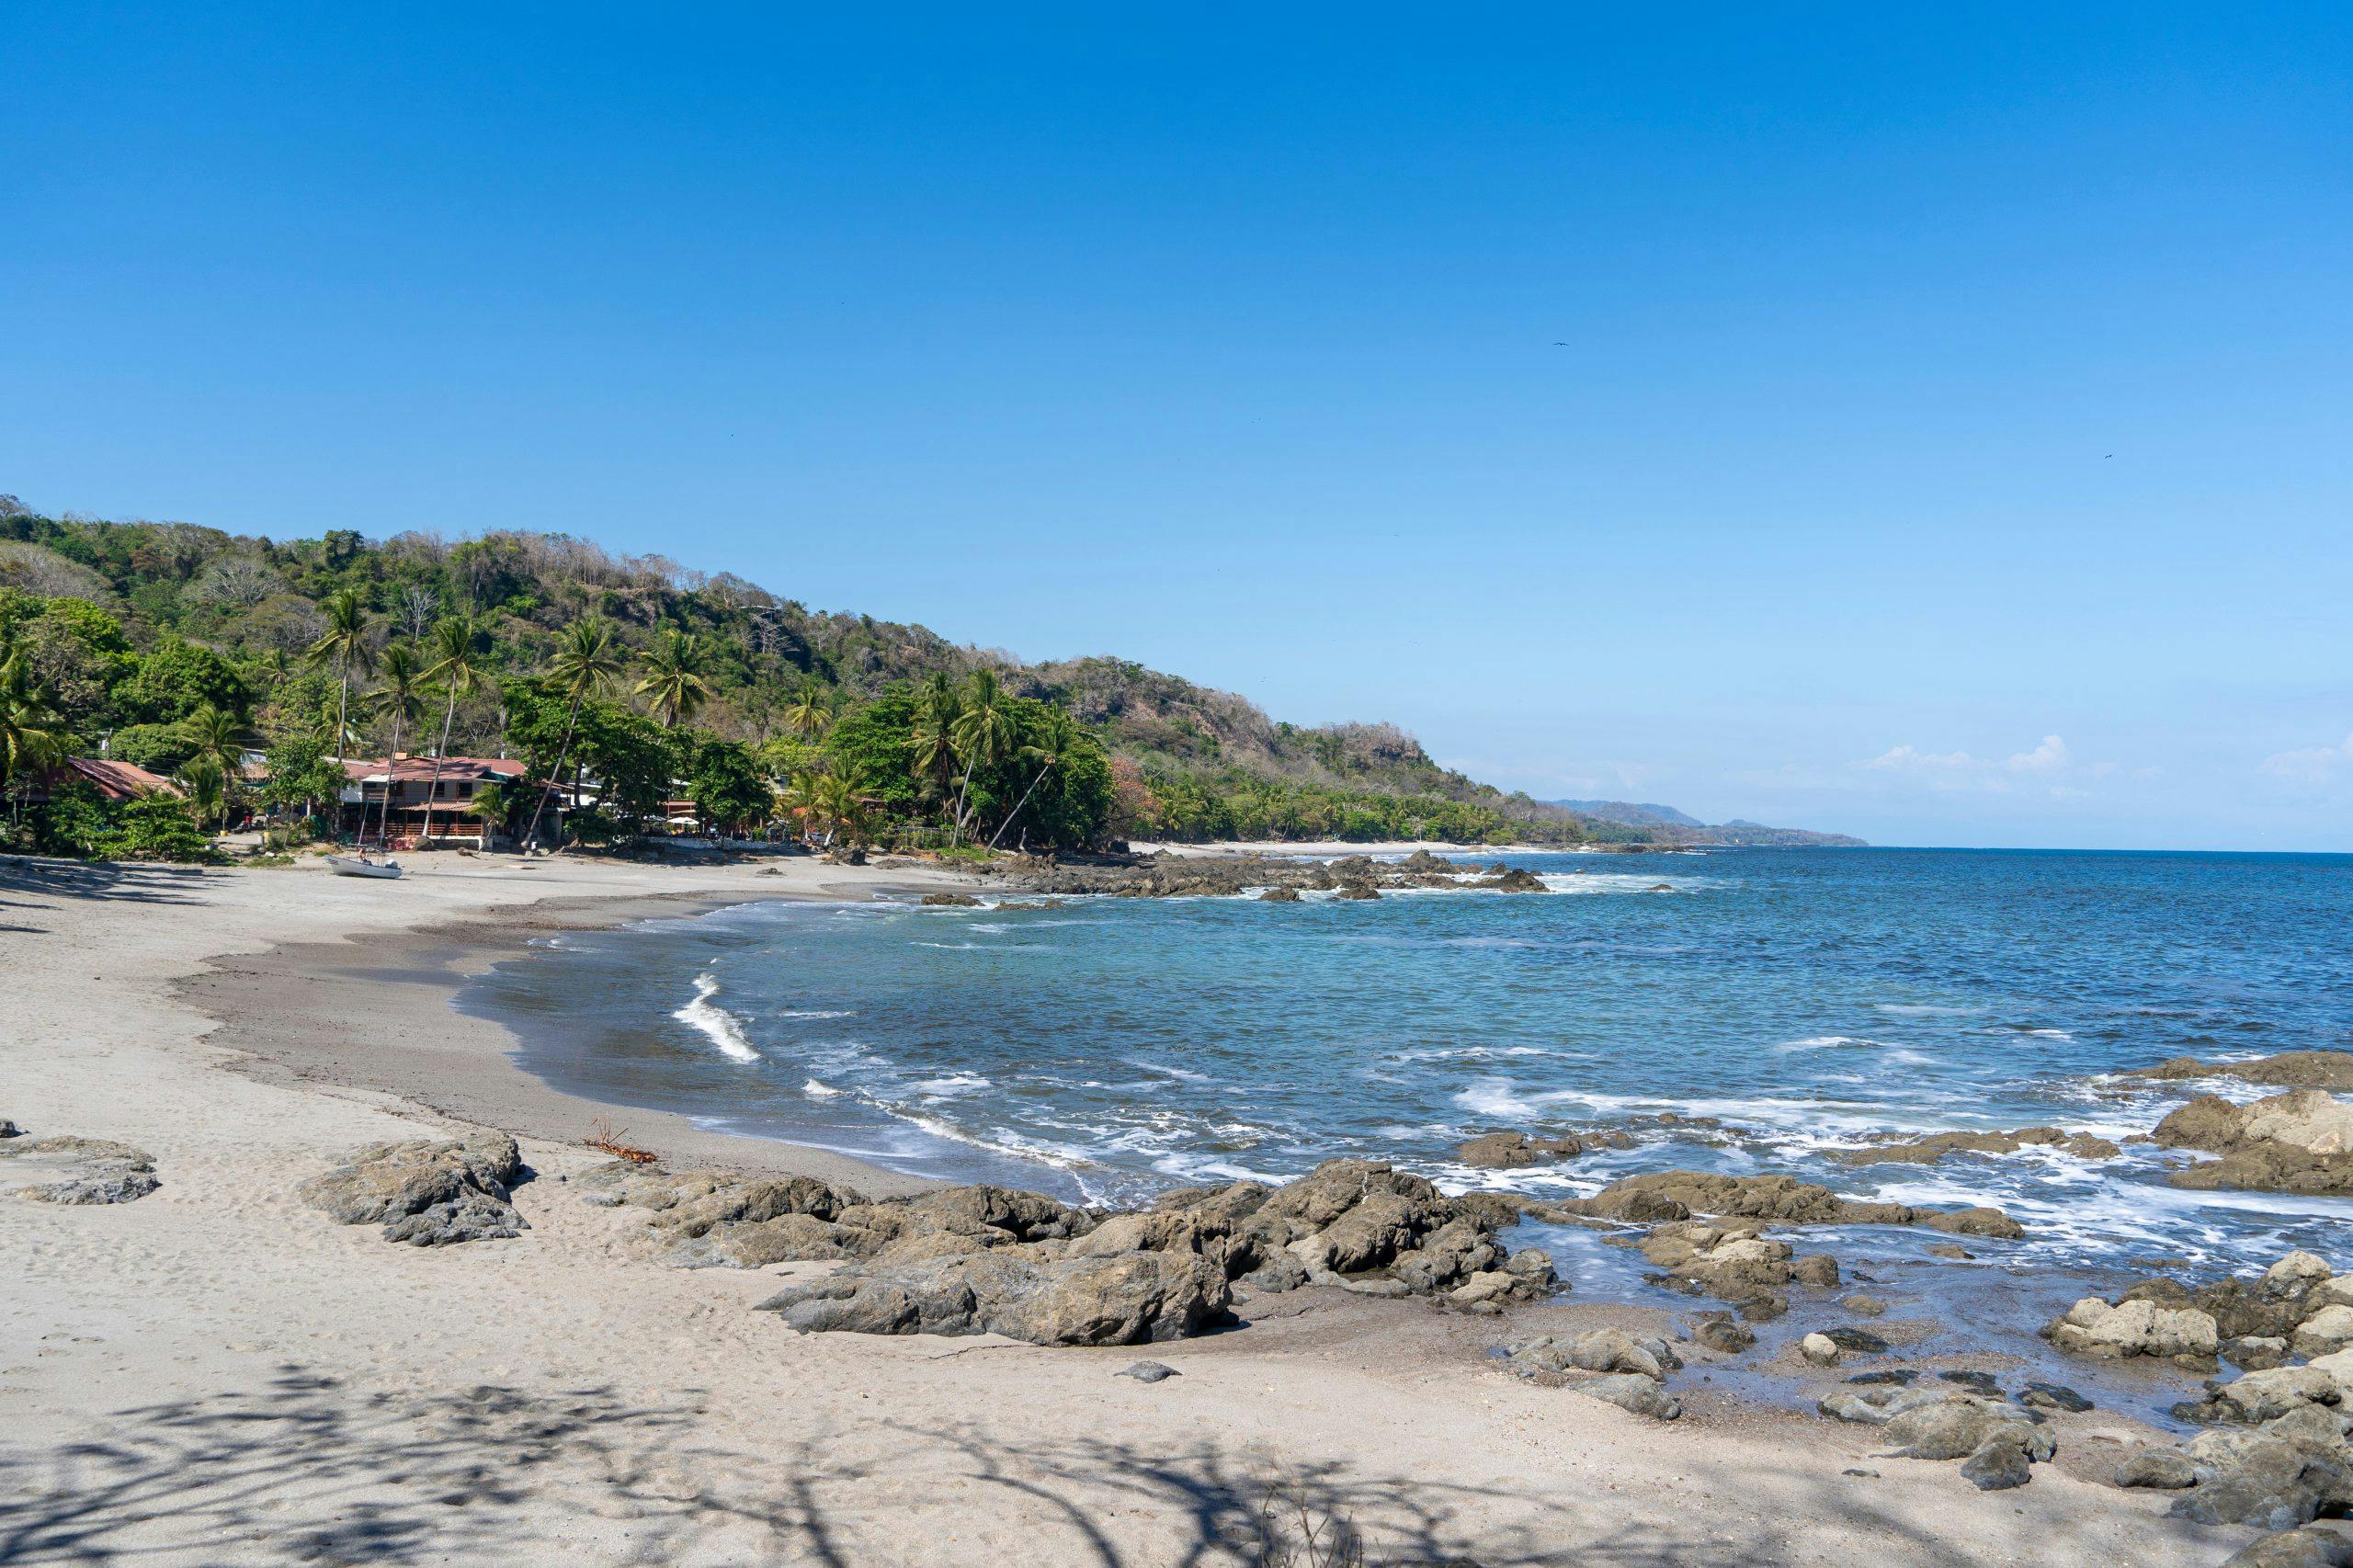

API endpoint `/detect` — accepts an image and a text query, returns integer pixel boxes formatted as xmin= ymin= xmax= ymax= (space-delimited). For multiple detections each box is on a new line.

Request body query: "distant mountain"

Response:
xmin=1543 ymin=799 xmax=1866 ymax=848
xmin=1554 ymin=800 xmax=1705 ymax=830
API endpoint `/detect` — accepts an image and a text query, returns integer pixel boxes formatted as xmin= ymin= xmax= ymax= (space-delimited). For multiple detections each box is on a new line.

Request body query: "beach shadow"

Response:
xmin=0 ymin=857 xmax=209 ymax=919
xmin=0 ymin=1364 xmax=2167 ymax=1567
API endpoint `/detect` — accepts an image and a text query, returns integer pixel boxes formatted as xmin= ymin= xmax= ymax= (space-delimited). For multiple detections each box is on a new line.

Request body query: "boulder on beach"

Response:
xmin=596 ymin=1155 xmax=1555 ymax=1344
xmin=298 ymin=1131 xmax=526 ymax=1245
xmin=2044 ymin=1295 xmax=2220 ymax=1369
xmin=2222 ymin=1526 xmax=2353 ymax=1568
xmin=0 ymin=1133 xmax=160 ymax=1206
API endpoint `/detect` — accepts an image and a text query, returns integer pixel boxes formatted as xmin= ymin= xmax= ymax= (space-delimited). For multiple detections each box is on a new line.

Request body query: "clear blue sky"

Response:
xmin=5 ymin=5 xmax=2348 ymax=849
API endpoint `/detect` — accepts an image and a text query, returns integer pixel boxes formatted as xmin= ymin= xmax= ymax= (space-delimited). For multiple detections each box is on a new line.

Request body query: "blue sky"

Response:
xmin=5 ymin=5 xmax=2348 ymax=849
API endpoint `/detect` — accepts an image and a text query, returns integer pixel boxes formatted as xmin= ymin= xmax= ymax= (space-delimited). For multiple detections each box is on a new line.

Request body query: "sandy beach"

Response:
xmin=2 ymin=852 xmax=2245 ymax=1565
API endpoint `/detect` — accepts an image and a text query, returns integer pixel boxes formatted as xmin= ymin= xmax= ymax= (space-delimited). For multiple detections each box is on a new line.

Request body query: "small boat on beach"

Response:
xmin=325 ymin=854 xmax=404 ymax=880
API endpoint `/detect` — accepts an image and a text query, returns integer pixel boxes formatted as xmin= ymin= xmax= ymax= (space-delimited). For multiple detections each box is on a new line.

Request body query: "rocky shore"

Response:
xmin=950 ymin=847 xmax=1556 ymax=899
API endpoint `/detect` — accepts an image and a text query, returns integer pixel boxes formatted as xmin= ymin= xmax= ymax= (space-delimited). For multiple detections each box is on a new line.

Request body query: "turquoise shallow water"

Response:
xmin=463 ymin=847 xmax=2353 ymax=1288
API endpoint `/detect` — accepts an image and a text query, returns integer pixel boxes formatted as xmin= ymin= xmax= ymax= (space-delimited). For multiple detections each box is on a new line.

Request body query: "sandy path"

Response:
xmin=0 ymin=853 xmax=2243 ymax=1565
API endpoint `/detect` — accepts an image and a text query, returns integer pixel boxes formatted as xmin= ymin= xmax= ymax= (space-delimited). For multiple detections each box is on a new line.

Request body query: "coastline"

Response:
xmin=1 ymin=851 xmax=2238 ymax=1564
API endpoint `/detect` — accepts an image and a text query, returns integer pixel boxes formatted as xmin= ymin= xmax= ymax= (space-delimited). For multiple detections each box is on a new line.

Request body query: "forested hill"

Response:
xmin=0 ymin=498 xmax=1847 ymax=848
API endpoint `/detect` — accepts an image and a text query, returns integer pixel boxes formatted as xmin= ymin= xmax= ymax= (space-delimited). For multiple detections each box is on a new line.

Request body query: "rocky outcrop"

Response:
xmin=0 ymin=1133 xmax=159 ymax=1205
xmin=1559 ymin=1170 xmax=2023 ymax=1238
xmin=1502 ymin=1328 xmax=1685 ymax=1419
xmin=592 ymin=1157 xmax=1555 ymax=1344
xmin=299 ymin=1132 xmax=526 ymax=1245
xmin=918 ymin=891 xmax=983 ymax=906
xmin=1455 ymin=1129 xmax=1631 ymax=1168
xmin=1631 ymin=1219 xmax=1839 ymax=1319
xmin=2044 ymin=1296 xmax=2220 ymax=1369
xmin=1815 ymin=1384 xmax=2056 ymax=1487
xmin=2125 ymin=1052 xmax=2353 ymax=1091
xmin=2167 ymin=1408 xmax=2353 ymax=1529
xmin=983 ymin=852 xmax=1558 ymax=902
xmin=2155 ymin=1092 xmax=2353 ymax=1196
xmin=1830 ymin=1127 xmax=2121 ymax=1166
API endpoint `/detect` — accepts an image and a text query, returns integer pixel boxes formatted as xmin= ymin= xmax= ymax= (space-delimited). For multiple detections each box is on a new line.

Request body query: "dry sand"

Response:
xmin=1 ymin=851 xmax=2244 ymax=1565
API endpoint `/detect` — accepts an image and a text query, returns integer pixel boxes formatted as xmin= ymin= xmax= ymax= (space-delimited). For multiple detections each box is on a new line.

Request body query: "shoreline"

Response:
xmin=0 ymin=851 xmax=2245 ymax=1563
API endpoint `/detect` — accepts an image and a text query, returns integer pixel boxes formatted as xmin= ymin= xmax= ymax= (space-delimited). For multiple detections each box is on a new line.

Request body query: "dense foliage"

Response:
xmin=0 ymin=496 xmax=1609 ymax=854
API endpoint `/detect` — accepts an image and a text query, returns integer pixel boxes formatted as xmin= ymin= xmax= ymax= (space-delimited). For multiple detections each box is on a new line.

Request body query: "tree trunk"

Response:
xmin=371 ymin=710 xmax=404 ymax=849
xmin=421 ymin=689 xmax=457 ymax=846
xmin=524 ymin=695 xmax=584 ymax=853
xmin=988 ymin=759 xmax=1057 ymax=850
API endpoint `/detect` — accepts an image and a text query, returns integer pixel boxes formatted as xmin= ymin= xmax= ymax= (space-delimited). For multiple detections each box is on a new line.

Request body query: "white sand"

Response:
xmin=1 ymin=852 xmax=2238 ymax=1564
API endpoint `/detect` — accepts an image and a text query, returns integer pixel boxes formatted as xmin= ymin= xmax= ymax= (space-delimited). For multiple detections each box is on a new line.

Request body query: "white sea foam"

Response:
xmin=915 ymin=1072 xmax=992 ymax=1096
xmin=672 ymin=973 xmax=760 ymax=1063
xmin=777 ymin=1008 xmax=854 ymax=1019
xmin=801 ymin=1078 xmax=843 ymax=1098
xmin=1773 ymin=1035 xmax=1895 ymax=1052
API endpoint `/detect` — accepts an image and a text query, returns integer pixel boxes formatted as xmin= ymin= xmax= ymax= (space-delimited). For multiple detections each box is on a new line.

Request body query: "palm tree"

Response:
xmin=813 ymin=771 xmax=863 ymax=847
xmin=366 ymin=643 xmax=426 ymax=848
xmin=177 ymin=704 xmax=246 ymax=825
xmin=524 ymin=617 xmax=622 ymax=850
xmin=417 ymin=616 xmax=485 ymax=845
xmin=783 ymin=681 xmax=831 ymax=739
xmin=0 ymin=649 xmax=66 ymax=816
xmin=949 ymin=669 xmax=1017 ymax=846
xmin=634 ymin=628 xmax=712 ymax=728
xmin=304 ymin=588 xmax=375 ymax=763
xmin=988 ymin=711 xmax=1080 ymax=850
xmin=179 ymin=756 xmax=228 ymax=830
xmin=910 ymin=672 xmax=960 ymax=808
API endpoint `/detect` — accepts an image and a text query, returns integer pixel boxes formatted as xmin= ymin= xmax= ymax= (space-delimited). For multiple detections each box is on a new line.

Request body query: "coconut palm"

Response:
xmin=634 ymin=628 xmax=712 ymax=728
xmin=304 ymin=588 xmax=375 ymax=761
xmin=949 ymin=669 xmax=1017 ymax=846
xmin=0 ymin=648 xmax=66 ymax=814
xmin=524 ymin=617 xmax=622 ymax=850
xmin=813 ymin=771 xmax=863 ymax=847
xmin=988 ymin=710 xmax=1080 ymax=850
xmin=177 ymin=705 xmax=247 ymax=824
xmin=783 ymin=681 xmax=831 ymax=739
xmin=179 ymin=756 xmax=228 ymax=830
xmin=910 ymin=673 xmax=960 ymax=812
xmin=417 ymin=615 xmax=486 ymax=844
xmin=365 ymin=644 xmax=426 ymax=847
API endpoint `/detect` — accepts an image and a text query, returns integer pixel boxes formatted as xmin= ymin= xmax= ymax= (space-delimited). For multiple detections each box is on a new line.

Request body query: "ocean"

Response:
xmin=461 ymin=846 xmax=2353 ymax=1373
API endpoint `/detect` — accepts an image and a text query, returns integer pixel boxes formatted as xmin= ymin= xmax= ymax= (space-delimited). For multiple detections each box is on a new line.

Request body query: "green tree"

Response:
xmin=177 ymin=704 xmax=247 ymax=824
xmin=366 ymin=643 xmax=426 ymax=847
xmin=688 ymin=738 xmax=770 ymax=835
xmin=1 ymin=646 xmax=67 ymax=812
xmin=305 ymin=587 xmax=374 ymax=761
xmin=417 ymin=615 xmax=486 ymax=843
xmin=259 ymin=733 xmax=349 ymax=820
xmin=949 ymin=669 xmax=1016 ymax=845
xmin=119 ymin=637 xmax=247 ymax=725
xmin=783 ymin=680 xmax=830 ymax=739
xmin=524 ymin=617 xmax=621 ymax=849
xmin=634 ymin=628 xmax=713 ymax=728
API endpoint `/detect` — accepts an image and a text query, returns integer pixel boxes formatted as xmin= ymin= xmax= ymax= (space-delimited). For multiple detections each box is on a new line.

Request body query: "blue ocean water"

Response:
xmin=464 ymin=848 xmax=2353 ymax=1289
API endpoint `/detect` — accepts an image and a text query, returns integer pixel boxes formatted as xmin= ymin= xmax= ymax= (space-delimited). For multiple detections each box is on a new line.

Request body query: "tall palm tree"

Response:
xmin=783 ymin=680 xmax=831 ymax=739
xmin=0 ymin=649 xmax=66 ymax=816
xmin=813 ymin=771 xmax=862 ymax=848
xmin=177 ymin=704 xmax=246 ymax=825
xmin=988 ymin=711 xmax=1080 ymax=850
xmin=634 ymin=628 xmax=712 ymax=728
xmin=524 ymin=617 xmax=622 ymax=850
xmin=949 ymin=669 xmax=1016 ymax=846
xmin=366 ymin=643 xmax=426 ymax=848
xmin=417 ymin=615 xmax=485 ymax=845
xmin=304 ymin=588 xmax=374 ymax=763
xmin=910 ymin=672 xmax=960 ymax=814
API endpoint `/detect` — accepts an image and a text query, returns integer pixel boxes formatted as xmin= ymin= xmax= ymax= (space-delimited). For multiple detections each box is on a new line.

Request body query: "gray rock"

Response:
xmin=1842 ymin=1294 xmax=1888 ymax=1317
xmin=1801 ymin=1333 xmax=1840 ymax=1365
xmin=2017 ymin=1381 xmax=2092 ymax=1414
xmin=757 ymin=1248 xmax=1232 ymax=1346
xmin=1117 ymin=1360 xmax=1179 ymax=1382
xmin=1885 ymin=1396 xmax=2055 ymax=1464
xmin=2222 ymin=1526 xmax=2353 ymax=1568
xmin=1961 ymin=1432 xmax=2034 ymax=1490
xmin=297 ymin=1132 xmax=524 ymax=1245
xmin=2168 ymin=1420 xmax=2353 ymax=1528
xmin=0 ymin=1134 xmax=160 ymax=1205
xmin=2115 ymin=1448 xmax=2199 ymax=1489
xmin=1576 ymin=1372 xmax=1681 ymax=1421
xmin=1824 ymin=1326 xmax=1890 ymax=1354
xmin=1693 ymin=1315 xmax=1755 ymax=1354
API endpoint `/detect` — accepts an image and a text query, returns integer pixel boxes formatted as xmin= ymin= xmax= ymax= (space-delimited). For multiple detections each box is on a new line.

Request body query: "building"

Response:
xmin=337 ymin=756 xmax=544 ymax=847
xmin=14 ymin=756 xmax=187 ymax=804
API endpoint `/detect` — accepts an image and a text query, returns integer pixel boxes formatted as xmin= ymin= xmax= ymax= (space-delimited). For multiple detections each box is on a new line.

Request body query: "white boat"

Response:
xmin=325 ymin=854 xmax=404 ymax=880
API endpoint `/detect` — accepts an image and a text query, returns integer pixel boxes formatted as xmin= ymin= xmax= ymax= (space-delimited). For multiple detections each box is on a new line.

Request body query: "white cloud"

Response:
xmin=1854 ymin=734 xmax=2101 ymax=796
xmin=2261 ymin=733 xmax=2353 ymax=785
